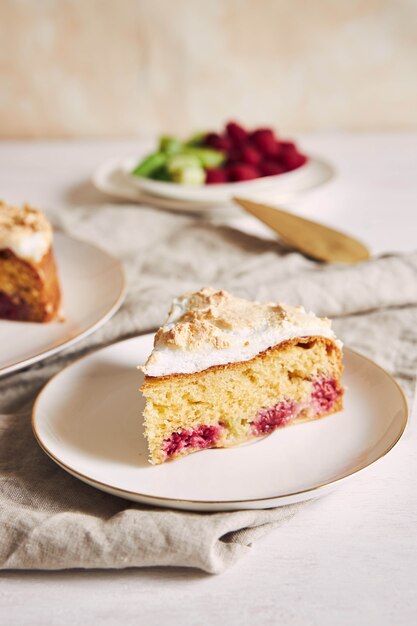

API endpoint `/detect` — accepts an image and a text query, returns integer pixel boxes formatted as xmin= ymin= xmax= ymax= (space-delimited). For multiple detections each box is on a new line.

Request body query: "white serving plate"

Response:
xmin=32 ymin=335 xmax=408 ymax=512
xmin=92 ymin=153 xmax=334 ymax=211
xmin=125 ymin=154 xmax=334 ymax=204
xmin=0 ymin=232 xmax=126 ymax=376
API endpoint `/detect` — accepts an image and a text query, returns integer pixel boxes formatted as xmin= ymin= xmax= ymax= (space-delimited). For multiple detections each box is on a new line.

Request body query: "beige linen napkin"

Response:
xmin=0 ymin=204 xmax=416 ymax=574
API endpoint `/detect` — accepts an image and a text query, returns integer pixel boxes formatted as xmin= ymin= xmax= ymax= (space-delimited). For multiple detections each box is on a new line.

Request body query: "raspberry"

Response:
xmin=279 ymin=141 xmax=296 ymax=152
xmin=227 ymin=163 xmax=260 ymax=182
xmin=204 ymin=132 xmax=231 ymax=152
xmin=251 ymin=400 xmax=297 ymax=436
xmin=283 ymin=151 xmax=307 ymax=170
xmin=281 ymin=141 xmax=296 ymax=150
xmin=163 ymin=424 xmax=224 ymax=458
xmin=251 ymin=129 xmax=281 ymax=157
xmin=278 ymin=141 xmax=307 ymax=170
xmin=312 ymin=378 xmax=341 ymax=413
xmin=241 ymin=145 xmax=262 ymax=166
xmin=225 ymin=121 xmax=248 ymax=145
xmin=205 ymin=168 xmax=228 ymax=184
xmin=251 ymin=128 xmax=277 ymax=142
xmin=259 ymin=160 xmax=286 ymax=177
xmin=226 ymin=147 xmax=243 ymax=163
xmin=279 ymin=143 xmax=296 ymax=161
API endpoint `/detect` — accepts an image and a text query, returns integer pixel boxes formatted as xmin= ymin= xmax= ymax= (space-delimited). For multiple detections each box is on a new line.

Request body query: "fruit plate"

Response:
xmin=0 ymin=233 xmax=126 ymax=377
xmin=124 ymin=154 xmax=334 ymax=204
xmin=93 ymin=153 xmax=334 ymax=211
xmin=32 ymin=335 xmax=408 ymax=512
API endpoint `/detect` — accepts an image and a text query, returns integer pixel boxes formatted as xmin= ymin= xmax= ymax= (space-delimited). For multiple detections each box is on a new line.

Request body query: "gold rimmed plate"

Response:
xmin=0 ymin=233 xmax=126 ymax=376
xmin=32 ymin=335 xmax=407 ymax=512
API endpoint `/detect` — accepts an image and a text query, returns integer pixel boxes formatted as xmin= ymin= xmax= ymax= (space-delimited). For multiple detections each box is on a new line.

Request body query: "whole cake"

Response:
xmin=141 ymin=288 xmax=344 ymax=465
xmin=0 ymin=201 xmax=61 ymax=322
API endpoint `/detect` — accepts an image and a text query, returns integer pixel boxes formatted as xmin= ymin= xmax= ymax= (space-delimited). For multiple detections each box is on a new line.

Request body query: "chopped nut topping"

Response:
xmin=0 ymin=201 xmax=51 ymax=236
xmin=153 ymin=287 xmax=330 ymax=353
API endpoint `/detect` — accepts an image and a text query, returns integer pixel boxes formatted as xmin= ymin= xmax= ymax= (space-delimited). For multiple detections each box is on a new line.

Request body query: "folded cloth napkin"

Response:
xmin=0 ymin=204 xmax=416 ymax=574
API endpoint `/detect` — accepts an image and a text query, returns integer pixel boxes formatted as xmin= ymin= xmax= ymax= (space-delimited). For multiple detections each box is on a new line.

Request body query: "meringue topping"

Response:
xmin=143 ymin=288 xmax=341 ymax=377
xmin=0 ymin=201 xmax=52 ymax=263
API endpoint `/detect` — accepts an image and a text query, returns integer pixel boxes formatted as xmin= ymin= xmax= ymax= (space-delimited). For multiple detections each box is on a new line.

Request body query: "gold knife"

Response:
xmin=234 ymin=197 xmax=370 ymax=264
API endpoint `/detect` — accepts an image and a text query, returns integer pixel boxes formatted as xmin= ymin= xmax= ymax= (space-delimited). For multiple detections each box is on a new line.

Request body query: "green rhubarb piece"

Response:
xmin=167 ymin=153 xmax=205 ymax=185
xmin=167 ymin=153 xmax=201 ymax=173
xmin=184 ymin=146 xmax=225 ymax=168
xmin=131 ymin=152 xmax=167 ymax=178
xmin=185 ymin=131 xmax=207 ymax=147
xmin=150 ymin=165 xmax=171 ymax=181
xmin=171 ymin=165 xmax=205 ymax=185
xmin=159 ymin=136 xmax=183 ymax=155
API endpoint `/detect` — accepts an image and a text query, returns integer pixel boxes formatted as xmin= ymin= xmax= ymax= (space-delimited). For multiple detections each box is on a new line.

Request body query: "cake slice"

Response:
xmin=0 ymin=201 xmax=61 ymax=322
xmin=141 ymin=288 xmax=343 ymax=464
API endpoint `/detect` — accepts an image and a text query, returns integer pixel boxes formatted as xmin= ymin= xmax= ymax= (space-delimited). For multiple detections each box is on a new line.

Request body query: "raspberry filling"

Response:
xmin=312 ymin=378 xmax=342 ymax=413
xmin=251 ymin=377 xmax=342 ymax=436
xmin=163 ymin=424 xmax=224 ymax=459
xmin=0 ymin=291 xmax=30 ymax=321
xmin=251 ymin=400 xmax=297 ymax=436
xmin=162 ymin=378 xmax=342 ymax=458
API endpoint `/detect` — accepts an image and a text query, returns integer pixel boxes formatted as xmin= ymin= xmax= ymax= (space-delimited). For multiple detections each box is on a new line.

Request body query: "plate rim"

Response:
xmin=0 ymin=232 xmax=127 ymax=377
xmin=31 ymin=336 xmax=409 ymax=507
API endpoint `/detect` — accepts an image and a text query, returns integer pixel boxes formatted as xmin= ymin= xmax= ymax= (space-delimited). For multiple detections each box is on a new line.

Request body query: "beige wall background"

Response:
xmin=1 ymin=0 xmax=416 ymax=138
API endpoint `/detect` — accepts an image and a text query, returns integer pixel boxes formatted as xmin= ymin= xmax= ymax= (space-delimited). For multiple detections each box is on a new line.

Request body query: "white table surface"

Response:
xmin=0 ymin=134 xmax=416 ymax=626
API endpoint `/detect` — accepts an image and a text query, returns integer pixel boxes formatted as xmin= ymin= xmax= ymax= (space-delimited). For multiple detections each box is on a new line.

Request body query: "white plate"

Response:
xmin=125 ymin=154 xmax=334 ymax=204
xmin=93 ymin=153 xmax=334 ymax=211
xmin=32 ymin=335 xmax=408 ymax=512
xmin=0 ymin=233 xmax=126 ymax=376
